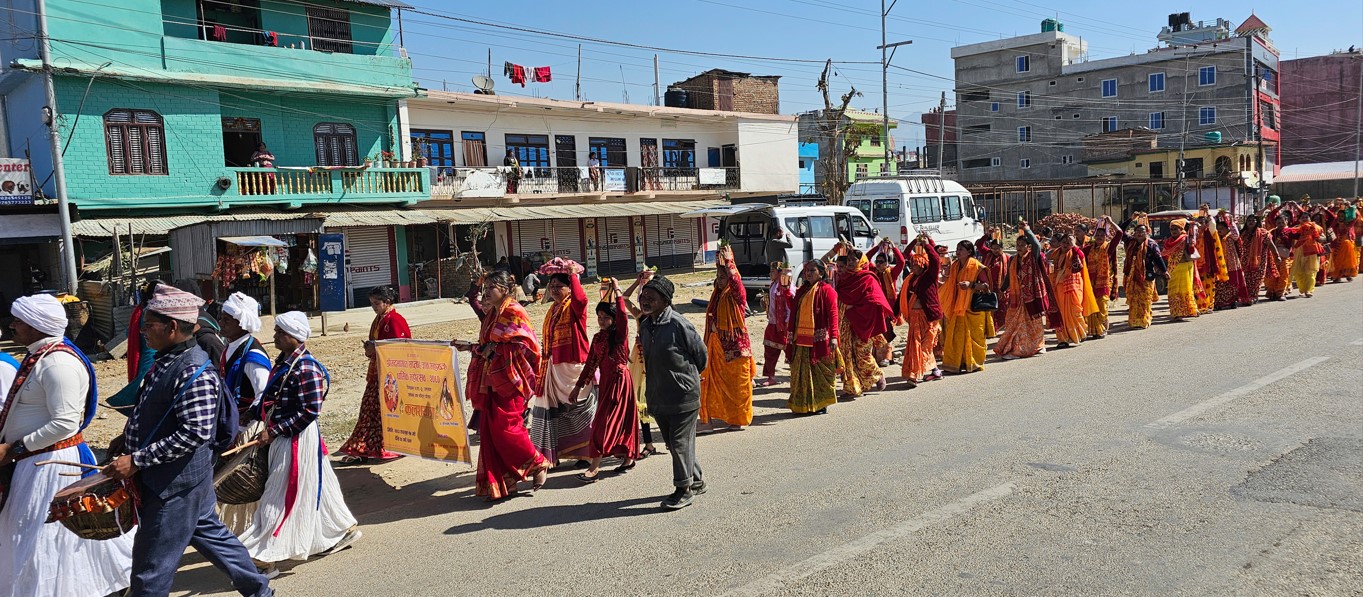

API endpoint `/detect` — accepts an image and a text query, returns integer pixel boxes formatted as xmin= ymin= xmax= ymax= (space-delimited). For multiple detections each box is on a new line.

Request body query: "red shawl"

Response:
xmin=126 ymin=305 xmax=144 ymax=382
xmin=370 ymin=308 xmax=412 ymax=342
xmin=704 ymin=262 xmax=751 ymax=360
xmin=789 ymin=280 xmax=838 ymax=362
xmin=834 ymin=267 xmax=892 ymax=341
xmin=467 ymin=297 xmax=541 ymax=413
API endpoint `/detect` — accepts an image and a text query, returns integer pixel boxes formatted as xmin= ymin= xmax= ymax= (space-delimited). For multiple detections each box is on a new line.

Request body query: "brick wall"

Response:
xmin=668 ymin=72 xmax=780 ymax=114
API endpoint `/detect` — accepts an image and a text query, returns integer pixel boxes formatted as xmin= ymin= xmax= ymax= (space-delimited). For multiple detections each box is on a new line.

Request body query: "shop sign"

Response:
xmin=319 ymin=233 xmax=347 ymax=312
xmin=0 ymin=159 xmax=34 ymax=206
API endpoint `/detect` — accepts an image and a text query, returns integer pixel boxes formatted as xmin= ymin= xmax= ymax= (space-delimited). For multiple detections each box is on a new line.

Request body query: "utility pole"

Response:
xmin=1176 ymin=51 xmax=1191 ymax=205
xmin=486 ymin=48 xmax=491 ymax=79
xmin=36 ymin=0 xmax=77 ymax=294
xmin=936 ymin=91 xmax=947 ymax=171
xmin=1255 ymin=64 xmax=1266 ymax=211
xmin=1354 ymin=59 xmax=1362 ymax=200
xmin=575 ymin=44 xmax=582 ymax=101
xmin=653 ymin=54 xmax=661 ymax=107
xmin=877 ymin=0 xmax=911 ymax=177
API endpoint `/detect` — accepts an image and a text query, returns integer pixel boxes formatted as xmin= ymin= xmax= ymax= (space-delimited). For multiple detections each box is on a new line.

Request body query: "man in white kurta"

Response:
xmin=0 ymin=294 xmax=134 ymax=597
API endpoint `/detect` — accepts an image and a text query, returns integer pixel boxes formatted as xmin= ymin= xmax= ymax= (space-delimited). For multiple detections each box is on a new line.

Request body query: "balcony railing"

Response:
xmin=429 ymin=166 xmax=740 ymax=199
xmin=228 ymin=166 xmax=429 ymax=207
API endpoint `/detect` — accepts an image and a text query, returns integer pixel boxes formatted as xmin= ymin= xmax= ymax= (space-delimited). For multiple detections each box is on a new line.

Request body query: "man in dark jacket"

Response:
xmin=637 ymin=275 xmax=708 ymax=509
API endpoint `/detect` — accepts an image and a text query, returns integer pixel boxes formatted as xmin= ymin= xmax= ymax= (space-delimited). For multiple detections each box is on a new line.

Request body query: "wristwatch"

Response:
xmin=11 ymin=439 xmax=28 ymax=457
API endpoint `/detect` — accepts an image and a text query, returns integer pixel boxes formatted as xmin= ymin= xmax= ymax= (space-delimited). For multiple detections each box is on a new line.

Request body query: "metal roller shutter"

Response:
xmin=551 ymin=219 xmax=584 ymax=264
xmin=344 ymin=226 xmax=392 ymax=305
xmin=599 ymin=216 xmax=633 ymax=275
xmin=515 ymin=220 xmax=550 ymax=258
xmin=644 ymin=213 xmax=696 ymax=270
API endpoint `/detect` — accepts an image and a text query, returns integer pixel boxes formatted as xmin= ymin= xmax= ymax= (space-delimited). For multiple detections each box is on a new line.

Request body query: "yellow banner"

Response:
xmin=375 ymin=340 xmax=470 ymax=464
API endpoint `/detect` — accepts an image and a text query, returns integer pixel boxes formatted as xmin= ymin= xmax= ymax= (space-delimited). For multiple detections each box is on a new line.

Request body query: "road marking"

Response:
xmin=725 ymin=482 xmax=1015 ymax=596
xmin=1146 ymin=357 xmax=1330 ymax=428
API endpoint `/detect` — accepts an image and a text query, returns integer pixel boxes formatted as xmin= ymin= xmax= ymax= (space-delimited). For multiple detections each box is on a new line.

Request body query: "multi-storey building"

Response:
xmin=951 ymin=13 xmax=1280 ymax=187
xmin=666 ymin=69 xmax=781 ymax=114
xmin=1280 ymin=49 xmax=1363 ymax=166
xmin=797 ymin=108 xmax=897 ymax=196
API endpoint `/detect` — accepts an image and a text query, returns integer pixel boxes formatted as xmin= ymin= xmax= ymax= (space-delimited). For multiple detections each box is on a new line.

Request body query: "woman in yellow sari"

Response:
xmin=1122 ymin=222 xmax=1167 ymax=329
xmin=699 ymin=247 xmax=754 ymax=429
xmin=1285 ymin=210 xmax=1325 ymax=298
xmin=938 ymin=240 xmax=994 ymax=374
xmin=786 ymin=260 xmax=840 ymax=415
xmin=1047 ymin=231 xmax=1099 ymax=348
xmin=1162 ymin=219 xmax=1200 ymax=319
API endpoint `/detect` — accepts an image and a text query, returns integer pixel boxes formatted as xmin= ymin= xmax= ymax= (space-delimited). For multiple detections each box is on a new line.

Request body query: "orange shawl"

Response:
xmin=939 ymin=257 xmax=982 ymax=318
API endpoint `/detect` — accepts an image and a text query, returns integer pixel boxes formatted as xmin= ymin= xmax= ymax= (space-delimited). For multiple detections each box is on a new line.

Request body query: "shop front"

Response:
xmin=0 ymin=209 xmax=63 ymax=325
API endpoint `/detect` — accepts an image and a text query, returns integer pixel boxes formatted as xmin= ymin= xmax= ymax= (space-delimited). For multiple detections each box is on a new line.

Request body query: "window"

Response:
xmin=854 ymin=163 xmax=869 ymax=179
xmin=1199 ymin=107 xmax=1217 ymax=125
xmin=990 ymin=102 xmax=1000 ymax=112
xmin=869 ymin=135 xmax=881 ymax=147
xmin=1061 ymin=155 xmax=1074 ymax=165
xmin=1102 ymin=117 xmax=1118 ymax=133
xmin=965 ymin=124 xmax=991 ymax=134
xmin=849 ymin=215 xmax=874 ymax=238
xmin=662 ymin=138 xmax=696 ymax=170
xmin=1017 ymin=91 xmax=1031 ymax=108
xmin=846 ymin=199 xmax=871 ymax=220
xmin=411 ymin=129 xmax=454 ymax=175
xmin=1016 ymin=55 xmax=1030 ymax=73
xmin=1181 ymin=157 xmax=1204 ymax=179
xmin=1101 ymin=78 xmax=1117 ymax=98
xmin=1199 ymin=66 xmax=1216 ymax=86
xmin=313 ymin=122 xmax=357 ymax=167
xmin=505 ymin=133 xmax=550 ymax=169
xmin=872 ymin=198 xmax=901 ymax=222
xmin=798 ymin=159 xmax=806 ymax=169
xmin=785 ymin=217 xmax=809 ymax=237
xmin=461 ymin=131 xmax=487 ymax=167
xmin=1076 ymin=76 xmax=1085 ymax=82
xmin=1019 ymin=158 xmax=1031 ymax=169
xmin=990 ymin=157 xmax=1001 ymax=167
xmin=1018 ymin=126 xmax=1032 ymax=143
xmin=1149 ymin=111 xmax=1165 ymax=130
xmin=1260 ymin=101 xmax=1277 ymax=130
xmin=726 ymin=221 xmax=765 ymax=240
xmin=1150 ymin=161 xmax=1164 ymax=178
xmin=104 ymin=109 xmax=167 ymax=175
xmin=1073 ymin=113 xmax=1081 ymax=119
xmin=962 ymin=158 xmax=992 ymax=169
xmin=909 ymin=196 xmax=941 ymax=224
xmin=588 ymin=137 xmax=628 ymax=167
xmin=807 ymin=216 xmax=836 ymax=238
xmin=961 ymin=89 xmax=990 ymax=102
xmin=306 ymin=7 xmax=352 ymax=54
xmin=1215 ymin=156 xmax=1233 ymax=176
xmin=1149 ymin=72 xmax=1166 ymax=93
xmin=941 ymin=195 xmax=963 ymax=221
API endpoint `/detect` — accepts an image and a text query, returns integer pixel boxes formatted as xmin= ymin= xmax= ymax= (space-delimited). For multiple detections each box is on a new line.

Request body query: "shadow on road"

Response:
xmin=445 ymin=495 xmax=665 ymax=534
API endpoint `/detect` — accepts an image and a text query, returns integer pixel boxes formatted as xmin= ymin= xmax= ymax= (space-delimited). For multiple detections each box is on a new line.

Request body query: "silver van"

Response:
xmin=683 ymin=204 xmax=878 ymax=291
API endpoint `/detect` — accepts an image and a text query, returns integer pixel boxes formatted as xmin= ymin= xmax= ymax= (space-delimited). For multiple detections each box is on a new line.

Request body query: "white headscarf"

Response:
xmin=11 ymin=294 xmax=68 ymax=337
xmin=274 ymin=311 xmax=310 ymax=342
xmin=221 ymin=292 xmax=262 ymax=333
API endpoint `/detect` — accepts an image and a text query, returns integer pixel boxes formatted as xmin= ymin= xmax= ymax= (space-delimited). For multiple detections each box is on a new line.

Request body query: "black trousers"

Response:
xmin=653 ymin=409 xmax=703 ymax=489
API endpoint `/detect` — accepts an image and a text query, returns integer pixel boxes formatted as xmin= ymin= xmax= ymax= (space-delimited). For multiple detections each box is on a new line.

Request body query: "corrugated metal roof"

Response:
xmin=321 ymin=209 xmax=436 ymax=227
xmin=75 ymin=208 xmax=436 ymax=237
xmin=340 ymin=0 xmax=414 ymax=9
xmin=422 ymin=200 xmax=730 ymax=224
xmin=1273 ymin=161 xmax=1363 ymax=184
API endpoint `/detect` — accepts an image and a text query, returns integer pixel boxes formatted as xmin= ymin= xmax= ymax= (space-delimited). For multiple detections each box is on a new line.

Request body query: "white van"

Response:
xmin=844 ymin=173 xmax=985 ymax=250
xmin=683 ymin=204 xmax=878 ymax=291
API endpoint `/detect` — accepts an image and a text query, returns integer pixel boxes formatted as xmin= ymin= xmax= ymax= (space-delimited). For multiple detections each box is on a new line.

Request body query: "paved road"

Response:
xmin=175 ymin=283 xmax=1363 ymax=596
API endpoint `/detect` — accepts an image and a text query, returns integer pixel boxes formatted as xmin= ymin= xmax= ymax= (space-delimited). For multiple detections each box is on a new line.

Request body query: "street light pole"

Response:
xmin=878 ymin=0 xmax=910 ymax=177
xmin=36 ymin=0 xmax=78 ymax=294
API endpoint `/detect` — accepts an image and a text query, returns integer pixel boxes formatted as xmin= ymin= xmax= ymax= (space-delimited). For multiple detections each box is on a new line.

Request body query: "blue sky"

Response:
xmin=400 ymin=1 xmax=1363 ymax=147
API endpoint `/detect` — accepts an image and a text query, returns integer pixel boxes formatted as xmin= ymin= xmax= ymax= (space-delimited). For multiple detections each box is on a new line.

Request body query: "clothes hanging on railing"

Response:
xmin=210 ymin=24 xmax=227 ymax=41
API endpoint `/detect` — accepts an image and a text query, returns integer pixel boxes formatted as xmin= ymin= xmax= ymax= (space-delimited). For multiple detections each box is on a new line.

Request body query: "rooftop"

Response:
xmin=413 ymin=90 xmax=795 ymax=123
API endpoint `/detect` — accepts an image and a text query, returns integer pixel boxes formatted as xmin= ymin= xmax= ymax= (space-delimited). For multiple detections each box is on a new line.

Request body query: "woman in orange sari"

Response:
xmin=338 ymin=285 xmax=411 ymax=463
xmin=898 ymin=235 xmax=943 ymax=385
xmin=1284 ymin=210 xmax=1325 ymax=297
xmin=995 ymin=223 xmax=1049 ymax=359
xmin=939 ymin=240 xmax=994 ymax=374
xmin=699 ymin=247 xmax=754 ymax=429
xmin=1263 ymin=209 xmax=1293 ymax=301
xmin=1327 ymin=200 xmax=1357 ymax=282
xmin=1238 ymin=214 xmax=1276 ymax=303
xmin=1047 ymin=232 xmax=1098 ymax=348
xmin=459 ymin=271 xmax=549 ymax=500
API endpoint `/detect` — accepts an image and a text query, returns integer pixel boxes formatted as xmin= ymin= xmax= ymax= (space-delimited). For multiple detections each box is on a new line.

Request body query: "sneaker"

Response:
xmin=662 ymin=488 xmax=695 ymax=510
xmin=256 ymin=563 xmax=280 ymax=580
xmin=691 ymin=480 xmax=707 ymax=495
xmin=322 ymin=527 xmax=362 ymax=556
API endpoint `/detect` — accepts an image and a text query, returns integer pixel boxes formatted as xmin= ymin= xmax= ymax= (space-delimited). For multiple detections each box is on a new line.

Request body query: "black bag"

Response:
xmin=970 ymin=291 xmax=999 ymax=312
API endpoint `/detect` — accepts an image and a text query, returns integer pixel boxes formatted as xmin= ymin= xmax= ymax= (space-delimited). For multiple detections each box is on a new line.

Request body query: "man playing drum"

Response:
xmin=234 ymin=311 xmax=359 ymax=568
xmin=0 ymin=293 xmax=134 ymax=597
xmin=105 ymin=285 xmax=272 ymax=597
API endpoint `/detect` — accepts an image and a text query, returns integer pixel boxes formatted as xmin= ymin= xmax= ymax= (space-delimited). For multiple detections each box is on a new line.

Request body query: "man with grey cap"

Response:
xmin=105 ymin=285 xmax=270 ymax=596
xmin=636 ymin=274 xmax=708 ymax=509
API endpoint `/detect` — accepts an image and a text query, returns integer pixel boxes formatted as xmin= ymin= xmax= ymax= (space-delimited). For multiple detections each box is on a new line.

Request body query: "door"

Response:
xmin=555 ymin=135 xmax=578 ymax=192
xmin=461 ymin=132 xmax=487 ymax=167
xmin=221 ymin=117 xmax=262 ymax=167
xmin=343 ymin=226 xmax=392 ymax=307
xmin=721 ymin=144 xmax=739 ymax=186
xmin=717 ymin=78 xmax=734 ymax=112
xmin=805 ymin=215 xmax=838 ymax=265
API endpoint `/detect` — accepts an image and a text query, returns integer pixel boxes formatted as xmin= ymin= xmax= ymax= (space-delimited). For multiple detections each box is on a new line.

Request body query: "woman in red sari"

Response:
xmin=833 ymin=247 xmax=894 ymax=396
xmin=570 ymin=290 xmax=640 ymax=483
xmin=898 ymin=235 xmax=943 ymax=385
xmin=460 ymin=271 xmax=549 ymax=500
xmin=338 ymin=285 xmax=411 ymax=463
xmin=995 ymin=224 xmax=1049 ymax=359
xmin=1238 ymin=213 xmax=1276 ymax=303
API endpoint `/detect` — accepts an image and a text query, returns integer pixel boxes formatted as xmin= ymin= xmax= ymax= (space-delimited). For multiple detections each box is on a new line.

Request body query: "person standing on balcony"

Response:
xmin=503 ymin=149 xmax=522 ymax=194
xmin=589 ymin=151 xmax=602 ymax=191
xmin=250 ymin=143 xmax=276 ymax=194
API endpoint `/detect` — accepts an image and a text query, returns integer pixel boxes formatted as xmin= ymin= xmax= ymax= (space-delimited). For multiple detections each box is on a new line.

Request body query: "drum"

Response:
xmin=46 ymin=473 xmax=138 ymax=540
xmin=214 ymin=441 xmax=269 ymax=505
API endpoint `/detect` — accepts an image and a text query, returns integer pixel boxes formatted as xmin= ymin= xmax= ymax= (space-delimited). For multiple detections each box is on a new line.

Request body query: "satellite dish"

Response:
xmin=472 ymin=75 xmax=496 ymax=95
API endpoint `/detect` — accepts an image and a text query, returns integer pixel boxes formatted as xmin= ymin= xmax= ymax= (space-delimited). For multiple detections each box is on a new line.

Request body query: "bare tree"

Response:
xmin=809 ymin=60 xmax=877 ymax=205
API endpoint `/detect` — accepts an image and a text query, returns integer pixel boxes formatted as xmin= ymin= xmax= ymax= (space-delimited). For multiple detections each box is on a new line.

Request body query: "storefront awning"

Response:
xmin=76 ymin=208 xmax=438 ymax=237
xmin=0 ymin=213 xmax=63 ymax=243
xmin=423 ymin=199 xmax=730 ymax=225
xmin=220 ymin=236 xmax=289 ymax=247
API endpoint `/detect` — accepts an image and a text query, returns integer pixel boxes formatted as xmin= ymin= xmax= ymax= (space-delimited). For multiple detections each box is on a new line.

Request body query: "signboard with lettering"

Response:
xmin=699 ymin=168 xmax=727 ymax=186
xmin=604 ymin=168 xmax=626 ymax=192
xmin=376 ymin=340 xmax=470 ymax=464
xmin=318 ymin=233 xmax=346 ymax=312
xmin=0 ymin=159 xmax=34 ymax=206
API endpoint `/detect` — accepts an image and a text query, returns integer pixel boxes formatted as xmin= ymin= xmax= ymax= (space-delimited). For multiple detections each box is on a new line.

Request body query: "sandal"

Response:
xmin=576 ymin=472 xmax=600 ymax=484
xmin=640 ymin=445 xmax=661 ymax=458
xmin=532 ymin=469 xmax=548 ymax=492
xmin=339 ymin=455 xmax=369 ymax=465
xmin=613 ymin=461 xmax=636 ymax=474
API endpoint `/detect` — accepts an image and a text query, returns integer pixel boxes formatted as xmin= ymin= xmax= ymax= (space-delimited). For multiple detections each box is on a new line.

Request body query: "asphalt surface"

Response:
xmin=171 ymin=281 xmax=1363 ymax=596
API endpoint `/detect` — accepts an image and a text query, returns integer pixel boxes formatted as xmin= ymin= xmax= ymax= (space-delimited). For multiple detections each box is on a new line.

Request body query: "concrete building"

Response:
xmin=799 ymin=142 xmax=819 ymax=194
xmin=1279 ymin=50 xmax=1363 ymax=166
xmin=797 ymin=108 xmax=897 ymax=196
xmin=921 ymin=108 xmax=958 ymax=173
xmin=666 ymin=69 xmax=781 ymax=114
xmin=951 ymin=13 xmax=1280 ymax=187
xmin=0 ymin=0 xmax=430 ymax=314
xmin=403 ymin=91 xmax=798 ymax=278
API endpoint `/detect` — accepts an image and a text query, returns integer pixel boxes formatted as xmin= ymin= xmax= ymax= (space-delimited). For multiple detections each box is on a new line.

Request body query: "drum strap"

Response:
xmin=138 ymin=360 xmax=212 ymax=450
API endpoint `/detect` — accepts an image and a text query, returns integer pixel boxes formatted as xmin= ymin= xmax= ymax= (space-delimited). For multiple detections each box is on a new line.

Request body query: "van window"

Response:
xmin=851 ymin=215 xmax=875 ymax=238
xmin=835 ymin=214 xmax=852 ymax=239
xmin=942 ymin=196 xmax=963 ymax=221
xmin=909 ymin=196 xmax=942 ymax=224
xmin=785 ymin=217 xmax=809 ymax=237
xmin=961 ymin=194 xmax=978 ymax=220
xmin=726 ymin=221 xmax=764 ymax=239
xmin=872 ymin=198 xmax=900 ymax=222
xmin=808 ymin=216 xmax=835 ymax=238
xmin=846 ymin=199 xmax=871 ymax=220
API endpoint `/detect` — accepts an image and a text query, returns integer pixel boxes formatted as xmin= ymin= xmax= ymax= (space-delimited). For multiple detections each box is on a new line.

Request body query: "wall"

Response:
xmin=735 ymin=120 xmax=797 ymax=192
xmin=669 ymin=72 xmax=780 ymax=114
xmin=1280 ymin=53 xmax=1362 ymax=166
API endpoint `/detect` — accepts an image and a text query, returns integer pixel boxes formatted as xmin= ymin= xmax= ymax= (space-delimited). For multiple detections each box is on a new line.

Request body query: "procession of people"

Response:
xmin=0 ymin=198 xmax=1357 ymax=595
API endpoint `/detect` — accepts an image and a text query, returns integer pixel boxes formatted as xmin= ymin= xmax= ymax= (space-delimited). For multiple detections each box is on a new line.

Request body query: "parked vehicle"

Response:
xmin=683 ymin=204 xmax=878 ymax=291
xmin=843 ymin=173 xmax=985 ymax=251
